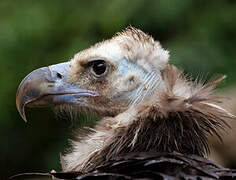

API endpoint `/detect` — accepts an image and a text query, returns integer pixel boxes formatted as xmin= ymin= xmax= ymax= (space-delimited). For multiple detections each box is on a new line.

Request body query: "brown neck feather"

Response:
xmin=84 ymin=65 xmax=232 ymax=171
xmin=64 ymin=65 xmax=233 ymax=173
xmin=105 ymin=103 xmax=226 ymax=158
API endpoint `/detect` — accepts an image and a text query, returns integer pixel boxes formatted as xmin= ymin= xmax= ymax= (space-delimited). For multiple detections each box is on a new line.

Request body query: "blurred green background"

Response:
xmin=0 ymin=0 xmax=235 ymax=179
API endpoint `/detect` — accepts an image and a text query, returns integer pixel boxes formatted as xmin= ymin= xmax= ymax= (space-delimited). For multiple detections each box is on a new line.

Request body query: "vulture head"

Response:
xmin=16 ymin=27 xmax=233 ymax=172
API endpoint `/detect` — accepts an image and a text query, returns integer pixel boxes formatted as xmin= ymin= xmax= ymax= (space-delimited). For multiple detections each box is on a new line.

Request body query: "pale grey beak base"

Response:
xmin=16 ymin=62 xmax=98 ymax=122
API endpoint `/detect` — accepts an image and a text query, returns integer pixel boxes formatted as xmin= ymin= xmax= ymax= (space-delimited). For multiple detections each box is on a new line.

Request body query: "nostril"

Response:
xmin=56 ymin=72 xmax=63 ymax=79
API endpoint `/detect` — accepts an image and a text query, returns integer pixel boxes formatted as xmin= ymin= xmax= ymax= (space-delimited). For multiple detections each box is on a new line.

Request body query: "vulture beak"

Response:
xmin=16 ymin=62 xmax=98 ymax=122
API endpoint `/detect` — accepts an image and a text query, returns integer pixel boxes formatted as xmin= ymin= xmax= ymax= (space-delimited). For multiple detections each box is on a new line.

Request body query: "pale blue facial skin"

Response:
xmin=112 ymin=59 xmax=144 ymax=100
xmin=117 ymin=59 xmax=146 ymax=77
xmin=115 ymin=59 xmax=160 ymax=104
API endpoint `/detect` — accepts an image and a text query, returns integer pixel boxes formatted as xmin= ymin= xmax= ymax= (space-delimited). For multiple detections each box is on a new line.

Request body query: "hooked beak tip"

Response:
xmin=16 ymin=67 xmax=51 ymax=122
xmin=16 ymin=98 xmax=27 ymax=122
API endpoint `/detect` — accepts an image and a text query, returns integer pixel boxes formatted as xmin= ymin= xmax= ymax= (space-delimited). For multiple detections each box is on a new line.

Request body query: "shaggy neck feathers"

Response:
xmin=63 ymin=65 xmax=232 ymax=172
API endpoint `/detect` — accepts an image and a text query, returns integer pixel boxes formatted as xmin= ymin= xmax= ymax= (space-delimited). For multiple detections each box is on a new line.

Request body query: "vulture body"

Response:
xmin=15 ymin=27 xmax=235 ymax=179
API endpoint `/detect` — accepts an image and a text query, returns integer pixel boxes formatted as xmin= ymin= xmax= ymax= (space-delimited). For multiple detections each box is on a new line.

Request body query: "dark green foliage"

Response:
xmin=0 ymin=0 xmax=235 ymax=179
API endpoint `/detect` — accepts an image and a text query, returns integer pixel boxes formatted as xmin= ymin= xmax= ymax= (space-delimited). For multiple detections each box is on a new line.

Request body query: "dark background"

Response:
xmin=0 ymin=0 xmax=235 ymax=179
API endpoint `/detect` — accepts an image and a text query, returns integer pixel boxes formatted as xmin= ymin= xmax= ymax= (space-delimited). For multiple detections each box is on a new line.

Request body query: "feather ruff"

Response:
xmin=62 ymin=65 xmax=233 ymax=172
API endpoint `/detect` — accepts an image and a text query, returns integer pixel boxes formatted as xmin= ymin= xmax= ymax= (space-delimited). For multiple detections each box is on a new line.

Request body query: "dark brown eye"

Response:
xmin=91 ymin=60 xmax=107 ymax=77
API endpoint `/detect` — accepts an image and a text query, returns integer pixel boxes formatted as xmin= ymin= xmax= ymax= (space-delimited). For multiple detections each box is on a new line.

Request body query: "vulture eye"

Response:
xmin=90 ymin=60 xmax=107 ymax=77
